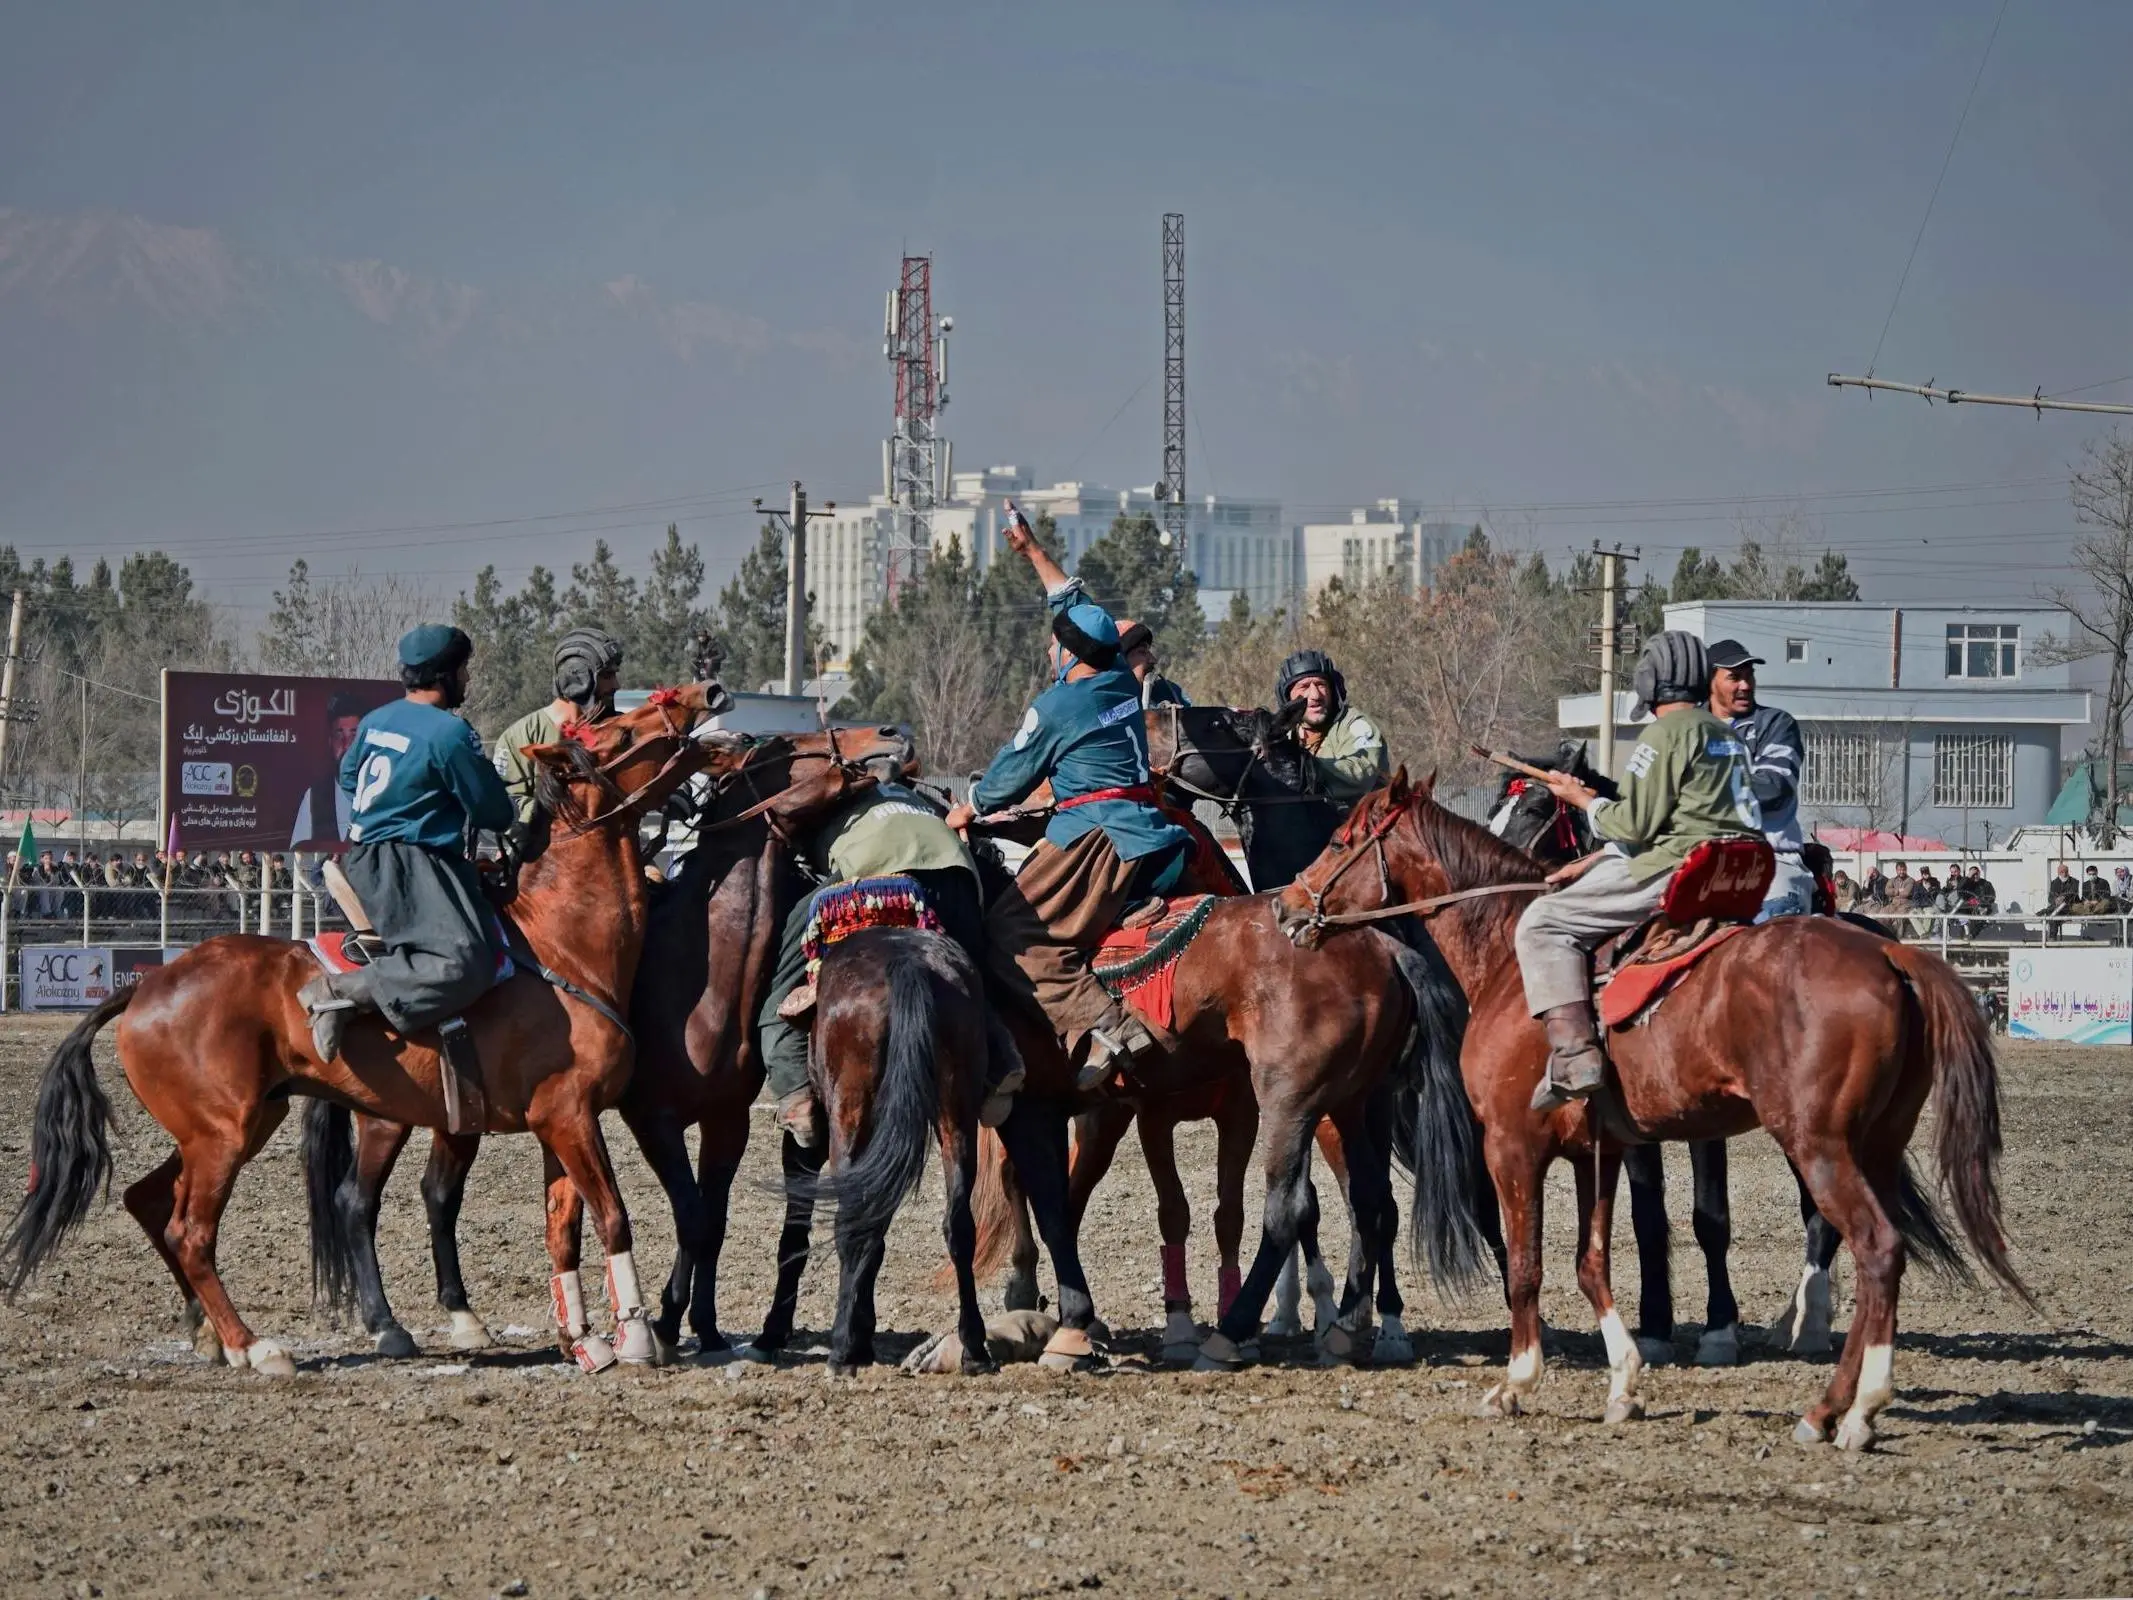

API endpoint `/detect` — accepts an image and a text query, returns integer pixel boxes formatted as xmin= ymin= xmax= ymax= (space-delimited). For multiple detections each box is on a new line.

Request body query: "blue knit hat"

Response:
xmin=1052 ymin=603 xmax=1121 ymax=669
xmin=398 ymin=623 xmax=470 ymax=669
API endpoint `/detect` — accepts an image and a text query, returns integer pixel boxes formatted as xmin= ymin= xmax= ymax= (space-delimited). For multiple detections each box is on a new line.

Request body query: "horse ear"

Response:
xmin=1388 ymin=765 xmax=1411 ymax=802
xmin=522 ymin=742 xmax=580 ymax=773
xmin=1420 ymin=770 xmax=1437 ymax=798
xmin=1271 ymin=697 xmax=1310 ymax=736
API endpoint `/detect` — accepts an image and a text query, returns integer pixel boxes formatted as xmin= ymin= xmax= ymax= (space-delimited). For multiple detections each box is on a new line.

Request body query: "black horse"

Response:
xmin=1486 ymin=739 xmax=1843 ymax=1364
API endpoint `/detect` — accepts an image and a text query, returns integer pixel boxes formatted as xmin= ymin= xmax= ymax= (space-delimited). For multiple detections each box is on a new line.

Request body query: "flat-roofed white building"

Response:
xmin=1296 ymin=501 xmax=1473 ymax=597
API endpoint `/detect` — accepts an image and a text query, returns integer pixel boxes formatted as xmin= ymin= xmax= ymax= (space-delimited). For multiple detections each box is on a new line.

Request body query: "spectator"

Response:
xmin=32 ymin=849 xmax=58 ymax=918
xmin=129 ymin=849 xmax=153 ymax=887
xmin=2082 ymin=864 xmax=2113 ymax=906
xmin=1886 ymin=861 xmax=1915 ymax=910
xmin=1965 ymin=865 xmax=1997 ymax=915
xmin=1861 ymin=864 xmax=1888 ymax=906
xmin=2117 ymin=865 xmax=2133 ymax=903
xmin=2048 ymin=864 xmax=2079 ymax=914
xmin=1831 ymin=869 xmax=1857 ymax=913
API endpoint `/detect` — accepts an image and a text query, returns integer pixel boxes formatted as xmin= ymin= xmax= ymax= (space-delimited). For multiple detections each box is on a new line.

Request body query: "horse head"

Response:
xmin=700 ymin=723 xmax=912 ymax=835
xmin=1485 ymin=740 xmax=1615 ymax=867
xmin=525 ymin=680 xmax=732 ymax=831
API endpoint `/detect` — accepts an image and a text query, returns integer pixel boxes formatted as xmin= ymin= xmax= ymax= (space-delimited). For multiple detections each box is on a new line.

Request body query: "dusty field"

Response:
xmin=0 ymin=1017 xmax=2130 ymax=1598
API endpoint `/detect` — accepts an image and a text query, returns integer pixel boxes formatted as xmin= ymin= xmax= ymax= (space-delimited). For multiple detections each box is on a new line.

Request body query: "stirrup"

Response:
xmin=436 ymin=1016 xmax=487 ymax=1137
xmin=1530 ymin=1052 xmax=1606 ymax=1113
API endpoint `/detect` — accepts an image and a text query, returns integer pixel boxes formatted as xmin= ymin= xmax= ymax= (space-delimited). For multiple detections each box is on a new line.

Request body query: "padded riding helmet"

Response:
xmin=1274 ymin=649 xmax=1346 ymax=714
xmin=554 ymin=626 xmax=625 ymax=706
xmin=1630 ymin=630 xmax=1711 ymax=719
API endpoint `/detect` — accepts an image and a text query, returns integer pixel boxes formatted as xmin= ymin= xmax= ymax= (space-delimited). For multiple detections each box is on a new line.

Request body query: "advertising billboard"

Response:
xmin=21 ymin=946 xmax=114 ymax=1010
xmin=2008 ymin=948 xmax=2133 ymax=1045
xmin=162 ymin=671 xmax=399 ymax=854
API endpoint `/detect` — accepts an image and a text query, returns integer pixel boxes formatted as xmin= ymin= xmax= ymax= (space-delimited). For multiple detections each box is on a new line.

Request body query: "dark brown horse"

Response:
xmin=2 ymin=683 xmax=728 ymax=1374
xmin=1283 ymin=772 xmax=2026 ymax=1447
xmin=306 ymin=726 xmax=908 ymax=1359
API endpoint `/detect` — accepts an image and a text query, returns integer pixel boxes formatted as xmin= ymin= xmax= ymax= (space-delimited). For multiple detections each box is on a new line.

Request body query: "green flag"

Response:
xmin=14 ymin=817 xmax=30 ymax=862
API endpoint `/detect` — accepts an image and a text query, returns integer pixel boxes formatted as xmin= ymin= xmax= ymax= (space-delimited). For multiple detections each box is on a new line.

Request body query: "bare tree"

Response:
xmin=258 ymin=561 xmax=430 ymax=679
xmin=2041 ymin=432 xmax=2133 ymax=844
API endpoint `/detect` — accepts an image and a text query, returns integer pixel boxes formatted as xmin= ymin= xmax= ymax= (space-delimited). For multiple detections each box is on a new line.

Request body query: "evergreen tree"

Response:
xmin=634 ymin=524 xmax=713 ymax=686
xmin=710 ymin=522 xmax=795 ymax=692
xmin=1796 ymin=550 xmax=1861 ymax=602
xmin=1073 ymin=512 xmax=1206 ymax=669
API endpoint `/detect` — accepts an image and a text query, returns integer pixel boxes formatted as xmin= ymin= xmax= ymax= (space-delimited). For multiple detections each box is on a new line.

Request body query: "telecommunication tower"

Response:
xmin=882 ymin=255 xmax=952 ymax=595
xmin=1159 ymin=213 xmax=1186 ymax=556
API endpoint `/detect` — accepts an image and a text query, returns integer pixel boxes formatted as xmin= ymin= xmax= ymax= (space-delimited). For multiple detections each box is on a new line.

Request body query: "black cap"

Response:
xmin=1706 ymin=638 xmax=1764 ymax=670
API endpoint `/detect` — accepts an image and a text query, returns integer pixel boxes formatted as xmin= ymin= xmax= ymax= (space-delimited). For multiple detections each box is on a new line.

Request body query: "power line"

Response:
xmin=1827 ymin=373 xmax=2133 ymax=417
xmin=1863 ymin=0 xmax=2011 ymax=376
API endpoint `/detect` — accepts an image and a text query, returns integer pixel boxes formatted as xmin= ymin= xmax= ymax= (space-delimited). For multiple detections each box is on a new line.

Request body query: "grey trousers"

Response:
xmin=341 ymin=840 xmax=504 ymax=1034
xmin=1513 ymin=854 xmax=1669 ymax=1016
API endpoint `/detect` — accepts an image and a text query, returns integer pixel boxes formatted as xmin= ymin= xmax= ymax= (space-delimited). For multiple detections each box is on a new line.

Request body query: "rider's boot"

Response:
xmin=979 ymin=1014 xmax=1026 ymax=1129
xmin=1530 ymin=998 xmax=1608 ymax=1112
xmin=1076 ymin=1003 xmax=1161 ymax=1093
xmin=776 ymin=1086 xmax=825 ymax=1152
xmin=299 ymin=970 xmax=376 ymax=1062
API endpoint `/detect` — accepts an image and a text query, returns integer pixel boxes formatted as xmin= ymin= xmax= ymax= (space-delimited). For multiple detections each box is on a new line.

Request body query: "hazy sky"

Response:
xmin=2 ymin=0 xmax=2129 ymax=621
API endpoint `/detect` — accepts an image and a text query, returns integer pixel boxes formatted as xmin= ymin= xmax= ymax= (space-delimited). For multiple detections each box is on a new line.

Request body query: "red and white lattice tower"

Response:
xmin=882 ymin=255 xmax=950 ymax=596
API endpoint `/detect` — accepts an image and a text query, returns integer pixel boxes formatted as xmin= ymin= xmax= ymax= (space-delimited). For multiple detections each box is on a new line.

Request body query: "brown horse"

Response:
xmin=1280 ymin=772 xmax=2026 ymax=1447
xmin=307 ymin=726 xmax=908 ymax=1359
xmin=2 ymin=682 xmax=727 ymax=1374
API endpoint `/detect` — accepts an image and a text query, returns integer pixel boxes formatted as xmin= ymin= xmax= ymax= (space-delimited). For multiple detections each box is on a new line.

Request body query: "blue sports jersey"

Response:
xmin=339 ymin=698 xmax=514 ymax=851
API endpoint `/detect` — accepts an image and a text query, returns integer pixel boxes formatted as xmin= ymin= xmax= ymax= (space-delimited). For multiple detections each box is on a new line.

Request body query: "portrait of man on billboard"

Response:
xmin=289 ymin=691 xmax=367 ymax=849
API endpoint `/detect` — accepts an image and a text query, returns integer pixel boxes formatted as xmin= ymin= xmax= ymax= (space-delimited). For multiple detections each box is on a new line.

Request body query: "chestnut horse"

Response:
xmin=2 ymin=682 xmax=726 ymax=1374
xmin=305 ymin=725 xmax=909 ymax=1358
xmin=1285 ymin=773 xmax=2026 ymax=1448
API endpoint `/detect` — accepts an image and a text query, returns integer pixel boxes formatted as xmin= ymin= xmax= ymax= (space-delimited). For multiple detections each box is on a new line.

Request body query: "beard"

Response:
xmin=439 ymin=673 xmax=469 ymax=711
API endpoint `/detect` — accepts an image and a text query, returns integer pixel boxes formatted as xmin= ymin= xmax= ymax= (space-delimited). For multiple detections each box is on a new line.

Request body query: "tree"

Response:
xmin=1795 ymin=550 xmax=1861 ymax=602
xmin=453 ymin=565 xmax=564 ymax=739
xmin=709 ymin=522 xmax=796 ymax=693
xmin=1073 ymin=513 xmax=1206 ymax=672
xmin=634 ymin=525 xmax=713 ymax=687
xmin=259 ymin=560 xmax=429 ymax=678
xmin=2041 ymin=431 xmax=2133 ymax=842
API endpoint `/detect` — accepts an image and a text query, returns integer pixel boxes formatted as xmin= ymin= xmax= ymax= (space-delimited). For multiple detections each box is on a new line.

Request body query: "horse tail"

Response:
xmin=1 ymin=989 xmax=131 ymax=1297
xmin=960 ymin=1127 xmax=1020 ymax=1286
xmin=1882 ymin=940 xmax=2033 ymax=1305
xmin=1386 ymin=925 xmax=1488 ymax=1294
xmin=300 ymin=1099 xmax=364 ymax=1316
xmin=818 ymin=953 xmax=941 ymax=1237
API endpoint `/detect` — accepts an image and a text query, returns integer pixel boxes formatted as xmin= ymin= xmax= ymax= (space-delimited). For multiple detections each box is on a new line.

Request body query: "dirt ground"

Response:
xmin=1 ymin=1016 xmax=2130 ymax=1598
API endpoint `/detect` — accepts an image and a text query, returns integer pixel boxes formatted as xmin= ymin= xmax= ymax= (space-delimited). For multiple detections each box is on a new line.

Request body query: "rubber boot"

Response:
xmin=980 ymin=1014 xmax=1026 ymax=1129
xmin=299 ymin=971 xmax=374 ymax=1062
xmin=1076 ymin=1004 xmax=1160 ymax=1093
xmin=1531 ymin=999 xmax=1608 ymax=1112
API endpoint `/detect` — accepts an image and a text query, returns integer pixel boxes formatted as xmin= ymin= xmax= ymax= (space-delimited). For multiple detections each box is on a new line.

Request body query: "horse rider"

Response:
xmin=759 ymin=766 xmax=1017 ymax=1148
xmin=944 ymin=505 xmax=1192 ymax=1092
xmin=1117 ymin=618 xmax=1190 ymax=709
xmin=1276 ymin=649 xmax=1390 ymax=806
xmin=1705 ymin=638 xmax=1813 ymax=920
xmin=1517 ymin=630 xmax=1762 ymax=1111
xmin=299 ymin=625 xmax=516 ymax=1062
xmin=495 ymin=627 xmax=626 ymax=844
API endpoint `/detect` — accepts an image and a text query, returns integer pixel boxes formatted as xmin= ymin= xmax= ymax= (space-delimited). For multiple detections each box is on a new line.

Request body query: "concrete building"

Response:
xmin=810 ymin=466 xmax=1291 ymax=669
xmin=1557 ymin=600 xmax=2092 ymax=849
xmin=1296 ymin=502 xmax=1473 ymax=598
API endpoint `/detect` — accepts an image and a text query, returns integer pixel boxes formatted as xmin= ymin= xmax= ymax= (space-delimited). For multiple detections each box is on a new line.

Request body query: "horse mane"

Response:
xmin=1411 ymin=794 xmax=1546 ymax=948
xmin=530 ymin=733 xmax=629 ymax=823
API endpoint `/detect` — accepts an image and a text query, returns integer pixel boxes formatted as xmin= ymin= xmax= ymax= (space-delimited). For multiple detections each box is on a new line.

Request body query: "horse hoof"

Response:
xmin=570 ymin=1334 xmax=618 ymax=1374
xmin=1002 ymin=1271 xmax=1040 ymax=1313
xmin=246 ymin=1340 xmax=297 ymax=1379
xmin=1786 ymin=1328 xmax=1834 ymax=1357
xmin=1237 ymin=1339 xmax=1263 ymax=1364
xmin=1318 ymin=1323 xmax=1358 ymax=1365
xmin=612 ymin=1313 xmax=659 ymax=1367
xmin=1372 ymin=1331 xmax=1416 ymax=1367
xmin=1161 ymin=1341 xmax=1200 ymax=1365
xmin=1634 ymin=1335 xmax=1675 ymax=1368
xmin=1193 ymin=1330 xmax=1245 ymax=1372
xmin=735 ymin=1343 xmax=778 ymax=1365
xmin=1603 ymin=1396 xmax=1645 ymax=1425
xmin=1086 ymin=1316 xmax=1112 ymax=1344
xmin=373 ymin=1325 xmax=418 ymax=1360
xmin=1834 ymin=1415 xmax=1876 ymax=1453
xmin=1037 ymin=1326 xmax=1100 ymax=1373
xmin=447 ymin=1310 xmax=494 ymax=1352
xmin=1792 ymin=1417 xmax=1830 ymax=1446
xmin=1264 ymin=1314 xmax=1303 ymax=1339
xmin=192 ymin=1316 xmax=224 ymax=1363
xmin=1695 ymin=1325 xmax=1742 ymax=1368
xmin=1479 ymin=1384 xmax=1523 ymax=1419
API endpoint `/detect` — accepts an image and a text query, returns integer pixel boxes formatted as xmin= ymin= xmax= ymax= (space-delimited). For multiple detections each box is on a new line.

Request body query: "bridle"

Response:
xmin=1496 ymin=776 xmax=1586 ymax=862
xmin=556 ymin=690 xmax=708 ymax=836
xmin=1151 ymin=702 xmax=1337 ymax=815
xmin=1278 ymin=791 xmax=1547 ymax=948
xmin=691 ymin=723 xmax=884 ymax=852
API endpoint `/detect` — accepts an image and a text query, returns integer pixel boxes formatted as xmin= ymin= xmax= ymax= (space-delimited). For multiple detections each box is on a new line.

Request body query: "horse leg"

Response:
xmin=690 ymin=1119 xmax=746 ymax=1354
xmin=1689 ymin=1138 xmax=1742 ymax=1367
xmin=418 ymin=1131 xmax=490 ymax=1351
xmin=1200 ymin=1101 xmax=1318 ymax=1368
xmin=1573 ymin=1146 xmax=1644 ymax=1424
xmin=1323 ymin=1102 xmax=1401 ymax=1368
xmin=1295 ymin=1177 xmax=1339 ymax=1335
xmin=172 ymin=1105 xmax=295 ymax=1376
xmin=1623 ymin=1142 xmax=1676 ymax=1365
xmin=343 ymin=1116 xmax=416 ymax=1357
xmin=1788 ymin=1147 xmax=1904 ymax=1450
xmin=1137 ymin=1112 xmax=1202 ymax=1361
xmin=538 ymin=1145 xmax=608 ymax=1369
xmin=1480 ymin=1138 xmax=1547 ymax=1418
xmin=1001 ymin=1154 xmax=1042 ymax=1313
xmin=827 ymin=1205 xmax=889 ymax=1376
xmin=1212 ymin=1087 xmax=1259 ymax=1324
xmin=1766 ymin=1158 xmax=1839 ymax=1355
xmin=622 ymin=1107 xmax=706 ymax=1359
xmin=122 ymin=1150 xmax=215 ymax=1359
xmin=751 ymin=1132 xmax=824 ymax=1356
xmin=1361 ymin=1089 xmax=1412 ymax=1366
xmin=940 ymin=1112 xmax=994 ymax=1376
xmin=997 ymin=1097 xmax=1103 ymax=1370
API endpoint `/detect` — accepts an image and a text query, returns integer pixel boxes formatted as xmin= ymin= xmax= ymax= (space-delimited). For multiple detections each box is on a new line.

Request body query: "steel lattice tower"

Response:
xmin=1160 ymin=213 xmax=1186 ymax=556
xmin=884 ymin=255 xmax=947 ymax=597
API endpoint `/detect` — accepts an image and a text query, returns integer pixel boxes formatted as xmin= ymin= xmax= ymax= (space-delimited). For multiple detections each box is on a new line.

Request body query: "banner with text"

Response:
xmin=162 ymin=671 xmax=399 ymax=854
xmin=21 ymin=946 xmax=113 ymax=1010
xmin=2008 ymin=948 xmax=2133 ymax=1045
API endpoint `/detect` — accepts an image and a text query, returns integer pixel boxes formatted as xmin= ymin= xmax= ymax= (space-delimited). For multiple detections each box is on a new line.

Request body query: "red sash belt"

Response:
xmin=1056 ymin=784 xmax=1159 ymax=811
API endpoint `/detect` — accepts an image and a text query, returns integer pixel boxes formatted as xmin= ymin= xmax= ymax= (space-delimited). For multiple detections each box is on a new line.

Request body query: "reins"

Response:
xmin=1152 ymin=702 xmax=1336 ymax=813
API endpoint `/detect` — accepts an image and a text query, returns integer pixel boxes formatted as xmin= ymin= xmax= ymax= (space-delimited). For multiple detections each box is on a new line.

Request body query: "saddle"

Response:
xmin=1595 ymin=837 xmax=1773 ymax=1030
xmin=306 ymin=868 xmax=517 ymax=1137
xmin=776 ymin=875 xmax=945 ymax=1024
xmin=1091 ymin=894 xmax=1219 ymax=1033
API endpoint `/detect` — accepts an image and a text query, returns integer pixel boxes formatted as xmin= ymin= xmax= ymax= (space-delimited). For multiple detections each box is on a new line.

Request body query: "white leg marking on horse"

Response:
xmin=1373 ymin=1313 xmax=1414 ymax=1366
xmin=1162 ymin=1308 xmax=1201 ymax=1361
xmin=1835 ymin=1342 xmax=1893 ymax=1451
xmin=448 ymin=1309 xmax=494 ymax=1351
xmin=1768 ymin=1263 xmax=1834 ymax=1354
xmin=1482 ymin=1342 xmax=1542 ymax=1417
xmin=246 ymin=1339 xmax=297 ymax=1378
xmin=1306 ymin=1257 xmax=1339 ymax=1335
xmin=222 ymin=1344 xmax=247 ymax=1369
xmin=1266 ymin=1252 xmax=1303 ymax=1337
xmin=1599 ymin=1310 xmax=1645 ymax=1423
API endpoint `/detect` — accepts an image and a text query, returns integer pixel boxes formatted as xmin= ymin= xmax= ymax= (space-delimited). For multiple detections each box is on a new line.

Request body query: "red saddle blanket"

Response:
xmin=307 ymin=925 xmax=516 ymax=983
xmin=1597 ymin=922 xmax=1751 ymax=1029
xmin=1091 ymin=894 xmax=1219 ymax=1032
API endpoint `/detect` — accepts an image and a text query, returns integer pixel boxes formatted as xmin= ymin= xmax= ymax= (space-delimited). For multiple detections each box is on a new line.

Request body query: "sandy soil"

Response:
xmin=1 ymin=1014 xmax=2130 ymax=1598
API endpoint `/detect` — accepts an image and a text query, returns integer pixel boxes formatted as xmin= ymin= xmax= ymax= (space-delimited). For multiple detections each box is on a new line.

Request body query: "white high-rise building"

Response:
xmin=809 ymin=465 xmax=1293 ymax=670
xmin=1296 ymin=501 xmax=1476 ymax=598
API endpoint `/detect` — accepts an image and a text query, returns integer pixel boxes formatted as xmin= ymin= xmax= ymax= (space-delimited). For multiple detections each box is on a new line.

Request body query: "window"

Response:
xmin=1801 ymin=729 xmax=1881 ymax=807
xmin=1933 ymin=733 xmax=2013 ymax=809
xmin=1945 ymin=622 xmax=2019 ymax=679
xmin=1785 ymin=638 xmax=1807 ymax=663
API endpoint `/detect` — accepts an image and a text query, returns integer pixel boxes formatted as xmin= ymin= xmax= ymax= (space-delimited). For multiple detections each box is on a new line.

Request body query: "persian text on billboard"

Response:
xmin=162 ymin=671 xmax=400 ymax=854
xmin=2008 ymin=949 xmax=2133 ymax=1046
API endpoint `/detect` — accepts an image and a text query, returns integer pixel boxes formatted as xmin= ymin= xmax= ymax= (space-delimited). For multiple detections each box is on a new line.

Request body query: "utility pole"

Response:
xmin=755 ymin=483 xmax=835 ymax=697
xmin=0 ymin=590 xmax=28 ymax=798
xmin=1592 ymin=545 xmax=1639 ymax=780
xmin=1159 ymin=213 xmax=1186 ymax=557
